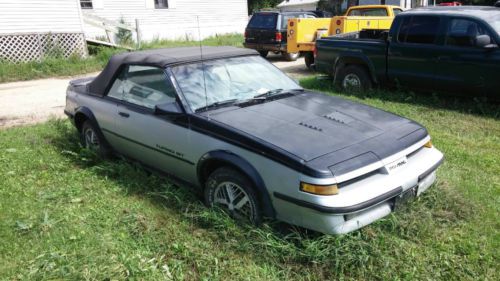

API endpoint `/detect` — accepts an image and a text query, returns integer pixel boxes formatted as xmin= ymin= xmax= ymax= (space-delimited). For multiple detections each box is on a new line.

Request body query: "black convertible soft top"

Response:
xmin=88 ymin=46 xmax=258 ymax=96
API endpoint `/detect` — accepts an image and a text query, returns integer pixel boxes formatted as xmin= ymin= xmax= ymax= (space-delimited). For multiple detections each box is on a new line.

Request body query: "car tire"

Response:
xmin=336 ymin=65 xmax=373 ymax=92
xmin=80 ymin=120 xmax=112 ymax=158
xmin=258 ymin=50 xmax=269 ymax=58
xmin=282 ymin=51 xmax=299 ymax=61
xmin=304 ymin=52 xmax=315 ymax=69
xmin=204 ymin=167 xmax=262 ymax=225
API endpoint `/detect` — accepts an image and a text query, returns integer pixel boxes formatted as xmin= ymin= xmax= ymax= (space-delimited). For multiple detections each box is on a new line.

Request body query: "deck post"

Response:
xmin=135 ymin=19 xmax=141 ymax=49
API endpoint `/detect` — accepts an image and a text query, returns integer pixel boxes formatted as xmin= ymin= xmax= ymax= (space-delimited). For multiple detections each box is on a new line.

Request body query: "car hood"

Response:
xmin=205 ymin=91 xmax=427 ymax=177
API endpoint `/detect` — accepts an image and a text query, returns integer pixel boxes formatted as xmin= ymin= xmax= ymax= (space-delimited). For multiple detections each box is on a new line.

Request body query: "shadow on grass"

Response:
xmin=300 ymin=76 xmax=500 ymax=120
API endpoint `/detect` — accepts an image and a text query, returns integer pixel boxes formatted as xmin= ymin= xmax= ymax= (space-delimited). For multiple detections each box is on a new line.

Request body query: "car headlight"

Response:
xmin=300 ymin=182 xmax=339 ymax=195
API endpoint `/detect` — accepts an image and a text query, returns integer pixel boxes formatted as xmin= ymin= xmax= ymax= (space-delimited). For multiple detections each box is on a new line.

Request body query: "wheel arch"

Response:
xmin=334 ymin=55 xmax=377 ymax=84
xmin=197 ymin=150 xmax=276 ymax=218
xmin=74 ymin=106 xmax=111 ymax=148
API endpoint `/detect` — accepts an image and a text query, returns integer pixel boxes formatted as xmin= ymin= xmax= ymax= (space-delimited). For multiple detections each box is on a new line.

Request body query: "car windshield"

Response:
xmin=171 ymin=56 xmax=301 ymax=112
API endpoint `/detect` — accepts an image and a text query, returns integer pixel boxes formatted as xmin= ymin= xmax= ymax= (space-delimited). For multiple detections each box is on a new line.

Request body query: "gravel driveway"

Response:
xmin=0 ymin=57 xmax=314 ymax=129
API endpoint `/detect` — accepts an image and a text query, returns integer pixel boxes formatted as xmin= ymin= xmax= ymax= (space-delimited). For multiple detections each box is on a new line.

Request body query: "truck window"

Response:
xmin=397 ymin=16 xmax=440 ymax=44
xmin=348 ymin=8 xmax=388 ymax=17
xmin=280 ymin=13 xmax=315 ymax=29
xmin=446 ymin=19 xmax=493 ymax=48
xmin=248 ymin=13 xmax=277 ymax=29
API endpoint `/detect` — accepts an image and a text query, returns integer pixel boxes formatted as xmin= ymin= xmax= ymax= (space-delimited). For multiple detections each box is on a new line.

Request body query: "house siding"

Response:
xmin=0 ymin=0 xmax=83 ymax=34
xmin=83 ymin=0 xmax=248 ymax=41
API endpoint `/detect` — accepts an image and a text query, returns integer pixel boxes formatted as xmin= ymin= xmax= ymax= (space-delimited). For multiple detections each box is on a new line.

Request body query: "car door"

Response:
xmin=432 ymin=17 xmax=500 ymax=96
xmin=106 ymin=65 xmax=196 ymax=181
xmin=387 ymin=15 xmax=443 ymax=91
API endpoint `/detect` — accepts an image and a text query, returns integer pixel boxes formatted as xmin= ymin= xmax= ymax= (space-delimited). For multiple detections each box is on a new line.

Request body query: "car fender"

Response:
xmin=334 ymin=54 xmax=378 ymax=84
xmin=74 ymin=106 xmax=110 ymax=147
xmin=197 ymin=150 xmax=276 ymax=218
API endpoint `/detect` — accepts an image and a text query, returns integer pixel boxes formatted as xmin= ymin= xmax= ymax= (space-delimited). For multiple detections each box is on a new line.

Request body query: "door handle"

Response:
xmin=118 ymin=112 xmax=130 ymax=118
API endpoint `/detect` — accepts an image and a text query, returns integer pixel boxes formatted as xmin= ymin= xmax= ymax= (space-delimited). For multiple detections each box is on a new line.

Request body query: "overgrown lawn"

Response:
xmin=0 ymin=83 xmax=498 ymax=280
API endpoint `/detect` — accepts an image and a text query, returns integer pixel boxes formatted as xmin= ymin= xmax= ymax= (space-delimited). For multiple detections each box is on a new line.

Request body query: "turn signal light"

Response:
xmin=424 ymin=140 xmax=433 ymax=148
xmin=300 ymin=182 xmax=339 ymax=195
xmin=336 ymin=20 xmax=342 ymax=25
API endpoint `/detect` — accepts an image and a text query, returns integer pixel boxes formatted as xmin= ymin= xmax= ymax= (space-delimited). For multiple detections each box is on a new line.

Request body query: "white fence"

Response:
xmin=0 ymin=32 xmax=87 ymax=63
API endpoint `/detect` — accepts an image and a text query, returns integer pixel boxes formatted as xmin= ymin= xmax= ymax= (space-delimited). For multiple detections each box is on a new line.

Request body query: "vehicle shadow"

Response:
xmin=300 ymin=76 xmax=500 ymax=120
xmin=48 ymin=120 xmax=319 ymax=240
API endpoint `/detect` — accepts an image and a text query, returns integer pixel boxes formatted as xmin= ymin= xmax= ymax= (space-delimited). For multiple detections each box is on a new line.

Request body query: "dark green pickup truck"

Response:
xmin=315 ymin=6 xmax=500 ymax=98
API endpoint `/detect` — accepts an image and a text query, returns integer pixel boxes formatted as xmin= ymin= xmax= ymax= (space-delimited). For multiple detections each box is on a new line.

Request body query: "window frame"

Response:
xmin=444 ymin=17 xmax=496 ymax=49
xmin=154 ymin=0 xmax=169 ymax=9
xmin=80 ymin=0 xmax=93 ymax=9
xmin=104 ymin=64 xmax=183 ymax=113
xmin=396 ymin=15 xmax=441 ymax=45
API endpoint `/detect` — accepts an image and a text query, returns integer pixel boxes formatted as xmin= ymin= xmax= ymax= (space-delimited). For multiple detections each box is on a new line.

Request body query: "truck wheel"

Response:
xmin=258 ymin=50 xmax=269 ymax=58
xmin=282 ymin=52 xmax=299 ymax=61
xmin=80 ymin=120 xmax=112 ymax=158
xmin=305 ymin=52 xmax=315 ymax=69
xmin=337 ymin=65 xmax=372 ymax=92
xmin=204 ymin=167 xmax=262 ymax=225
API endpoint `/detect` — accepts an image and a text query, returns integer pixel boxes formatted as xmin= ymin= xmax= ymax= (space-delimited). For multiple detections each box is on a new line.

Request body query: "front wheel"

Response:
xmin=204 ymin=167 xmax=262 ymax=225
xmin=336 ymin=65 xmax=373 ymax=92
xmin=282 ymin=52 xmax=299 ymax=61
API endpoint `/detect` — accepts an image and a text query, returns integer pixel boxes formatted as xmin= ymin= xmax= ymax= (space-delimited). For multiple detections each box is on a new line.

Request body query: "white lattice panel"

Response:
xmin=0 ymin=33 xmax=87 ymax=63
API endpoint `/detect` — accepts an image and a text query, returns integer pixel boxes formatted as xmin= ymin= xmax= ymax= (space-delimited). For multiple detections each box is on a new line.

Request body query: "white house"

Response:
xmin=81 ymin=0 xmax=249 ymax=41
xmin=0 ymin=0 xmax=87 ymax=62
xmin=0 ymin=0 xmax=248 ymax=62
xmin=277 ymin=0 xmax=320 ymax=12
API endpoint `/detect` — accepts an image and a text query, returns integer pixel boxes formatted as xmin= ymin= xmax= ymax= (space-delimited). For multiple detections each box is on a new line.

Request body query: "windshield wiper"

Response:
xmin=253 ymin=88 xmax=304 ymax=99
xmin=195 ymin=98 xmax=239 ymax=113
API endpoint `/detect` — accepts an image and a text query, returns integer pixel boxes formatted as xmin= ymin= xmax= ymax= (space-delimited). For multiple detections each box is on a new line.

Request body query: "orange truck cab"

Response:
xmin=287 ymin=5 xmax=403 ymax=68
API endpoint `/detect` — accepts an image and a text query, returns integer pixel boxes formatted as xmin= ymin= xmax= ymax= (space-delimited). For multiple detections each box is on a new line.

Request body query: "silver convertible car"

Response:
xmin=65 ymin=46 xmax=444 ymax=234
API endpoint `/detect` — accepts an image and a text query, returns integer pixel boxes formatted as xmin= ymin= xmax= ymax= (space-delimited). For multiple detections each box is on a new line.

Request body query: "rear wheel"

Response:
xmin=304 ymin=52 xmax=315 ymax=69
xmin=258 ymin=50 xmax=269 ymax=58
xmin=204 ymin=167 xmax=262 ymax=225
xmin=282 ymin=51 xmax=299 ymax=61
xmin=80 ymin=120 xmax=112 ymax=158
xmin=336 ymin=65 xmax=372 ymax=92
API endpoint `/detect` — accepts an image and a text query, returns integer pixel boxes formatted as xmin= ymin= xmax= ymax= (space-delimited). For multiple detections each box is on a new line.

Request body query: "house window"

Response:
xmin=155 ymin=0 xmax=168 ymax=9
xmin=80 ymin=0 xmax=93 ymax=9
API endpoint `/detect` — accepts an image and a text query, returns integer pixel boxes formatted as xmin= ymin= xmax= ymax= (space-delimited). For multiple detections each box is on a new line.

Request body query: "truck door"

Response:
xmin=387 ymin=16 xmax=442 ymax=91
xmin=433 ymin=17 xmax=500 ymax=97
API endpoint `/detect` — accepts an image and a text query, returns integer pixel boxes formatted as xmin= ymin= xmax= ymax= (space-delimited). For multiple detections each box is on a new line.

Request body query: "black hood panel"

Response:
xmin=207 ymin=91 xmax=427 ymax=176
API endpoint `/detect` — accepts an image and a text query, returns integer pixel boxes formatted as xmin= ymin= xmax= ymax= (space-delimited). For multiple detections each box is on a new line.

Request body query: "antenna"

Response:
xmin=197 ymin=16 xmax=209 ymax=119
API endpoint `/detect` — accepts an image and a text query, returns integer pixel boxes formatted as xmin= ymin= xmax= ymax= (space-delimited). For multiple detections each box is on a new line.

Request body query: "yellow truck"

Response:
xmin=287 ymin=5 xmax=403 ymax=68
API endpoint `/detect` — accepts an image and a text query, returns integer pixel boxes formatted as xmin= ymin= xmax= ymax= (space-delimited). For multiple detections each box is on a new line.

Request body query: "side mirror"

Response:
xmin=476 ymin=35 xmax=498 ymax=49
xmin=154 ymin=101 xmax=183 ymax=116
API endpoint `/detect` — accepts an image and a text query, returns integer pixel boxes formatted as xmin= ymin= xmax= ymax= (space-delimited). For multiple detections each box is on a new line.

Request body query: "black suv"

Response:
xmin=243 ymin=11 xmax=316 ymax=61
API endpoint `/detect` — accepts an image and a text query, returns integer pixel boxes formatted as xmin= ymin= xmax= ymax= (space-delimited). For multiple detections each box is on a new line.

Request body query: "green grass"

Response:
xmin=0 ymin=33 xmax=243 ymax=84
xmin=0 ymin=82 xmax=499 ymax=280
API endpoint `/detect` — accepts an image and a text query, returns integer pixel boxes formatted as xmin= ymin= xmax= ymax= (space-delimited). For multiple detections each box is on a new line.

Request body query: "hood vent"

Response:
xmin=324 ymin=111 xmax=355 ymax=124
xmin=299 ymin=122 xmax=323 ymax=132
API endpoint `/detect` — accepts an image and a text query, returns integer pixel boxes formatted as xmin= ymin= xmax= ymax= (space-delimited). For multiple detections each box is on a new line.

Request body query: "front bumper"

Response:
xmin=273 ymin=142 xmax=444 ymax=235
xmin=243 ymin=42 xmax=286 ymax=52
